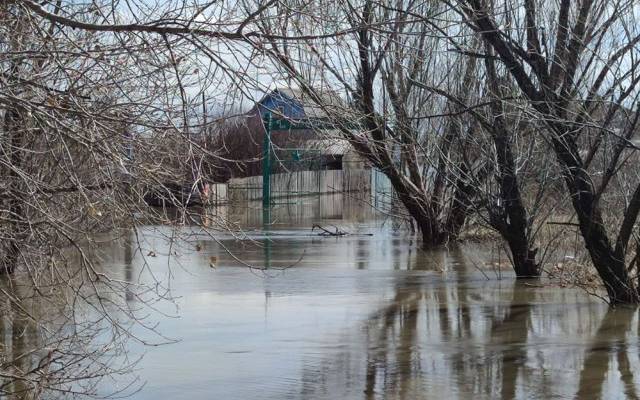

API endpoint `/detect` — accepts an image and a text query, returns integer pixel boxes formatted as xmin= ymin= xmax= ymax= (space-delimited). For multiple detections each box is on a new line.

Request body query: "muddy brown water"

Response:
xmin=46 ymin=196 xmax=640 ymax=398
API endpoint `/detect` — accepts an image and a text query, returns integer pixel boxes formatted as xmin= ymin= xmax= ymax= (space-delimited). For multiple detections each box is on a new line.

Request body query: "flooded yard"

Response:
xmin=50 ymin=196 xmax=640 ymax=398
xmin=7 ymin=0 xmax=640 ymax=398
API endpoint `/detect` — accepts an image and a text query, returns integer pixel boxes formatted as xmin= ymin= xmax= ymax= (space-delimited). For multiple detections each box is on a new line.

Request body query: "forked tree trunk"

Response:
xmin=383 ymin=163 xmax=473 ymax=248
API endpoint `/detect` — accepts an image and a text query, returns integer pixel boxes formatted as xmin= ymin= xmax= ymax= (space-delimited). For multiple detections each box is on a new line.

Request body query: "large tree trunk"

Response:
xmin=504 ymin=234 xmax=539 ymax=278
xmin=549 ymin=124 xmax=638 ymax=303
xmin=485 ymin=54 xmax=540 ymax=278
xmin=492 ymin=131 xmax=539 ymax=278
xmin=383 ymin=168 xmax=443 ymax=246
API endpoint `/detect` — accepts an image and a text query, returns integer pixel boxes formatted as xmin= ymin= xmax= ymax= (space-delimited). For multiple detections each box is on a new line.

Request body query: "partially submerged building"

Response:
xmin=249 ymin=88 xmax=368 ymax=172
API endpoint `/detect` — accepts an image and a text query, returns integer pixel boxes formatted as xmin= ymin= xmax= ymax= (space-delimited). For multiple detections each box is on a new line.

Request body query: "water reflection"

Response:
xmin=0 ymin=283 xmax=33 ymax=398
xmin=577 ymin=309 xmax=639 ymax=399
xmin=294 ymin=271 xmax=638 ymax=400
xmin=222 ymin=193 xmax=376 ymax=228
xmin=116 ymin=225 xmax=639 ymax=400
xmin=0 ymin=277 xmax=51 ymax=399
xmin=5 ymin=194 xmax=640 ymax=399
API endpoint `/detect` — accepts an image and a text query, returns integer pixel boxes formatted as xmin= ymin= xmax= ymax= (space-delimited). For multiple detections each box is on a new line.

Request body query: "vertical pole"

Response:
xmin=374 ymin=169 xmax=378 ymax=207
xmin=263 ymin=237 xmax=272 ymax=270
xmin=262 ymin=112 xmax=272 ymax=209
xmin=262 ymin=113 xmax=272 ymax=246
xmin=201 ymin=93 xmax=209 ymax=206
xmin=202 ymin=92 xmax=207 ymax=137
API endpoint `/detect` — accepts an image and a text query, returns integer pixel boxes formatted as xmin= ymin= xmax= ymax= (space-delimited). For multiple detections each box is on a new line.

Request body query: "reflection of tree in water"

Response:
xmin=364 ymin=290 xmax=420 ymax=399
xmin=576 ymin=308 xmax=638 ymax=400
xmin=289 ymin=245 xmax=640 ymax=400
xmin=490 ymin=282 xmax=533 ymax=400
xmin=0 ymin=233 xmax=150 ymax=399
xmin=364 ymin=240 xmax=446 ymax=388
xmin=0 ymin=278 xmax=41 ymax=399
xmin=124 ymin=230 xmax=135 ymax=302
xmin=355 ymin=238 xmax=368 ymax=270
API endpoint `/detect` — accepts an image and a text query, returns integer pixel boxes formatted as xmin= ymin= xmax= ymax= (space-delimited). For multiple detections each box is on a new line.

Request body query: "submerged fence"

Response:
xmin=226 ymin=169 xmax=371 ymax=203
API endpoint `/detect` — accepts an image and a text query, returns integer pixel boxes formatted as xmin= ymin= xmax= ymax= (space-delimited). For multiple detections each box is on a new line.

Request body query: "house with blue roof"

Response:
xmin=248 ymin=88 xmax=367 ymax=171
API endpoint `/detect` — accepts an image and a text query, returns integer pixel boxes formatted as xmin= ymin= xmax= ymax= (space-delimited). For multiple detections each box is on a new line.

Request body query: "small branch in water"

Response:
xmin=546 ymin=221 xmax=580 ymax=227
xmin=312 ymin=224 xmax=349 ymax=237
xmin=468 ymin=257 xmax=491 ymax=281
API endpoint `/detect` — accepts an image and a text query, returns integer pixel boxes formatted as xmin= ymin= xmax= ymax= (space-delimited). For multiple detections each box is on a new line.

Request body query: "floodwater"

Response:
xmin=57 ymin=195 xmax=640 ymax=398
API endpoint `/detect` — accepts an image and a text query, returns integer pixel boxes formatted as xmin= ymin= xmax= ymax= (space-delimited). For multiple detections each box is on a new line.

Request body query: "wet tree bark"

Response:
xmin=492 ymin=168 xmax=539 ymax=277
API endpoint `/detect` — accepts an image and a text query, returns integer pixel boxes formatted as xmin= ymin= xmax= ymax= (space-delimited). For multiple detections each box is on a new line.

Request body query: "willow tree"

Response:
xmin=251 ymin=0 xmax=554 ymax=280
xmin=252 ymin=0 xmax=485 ymax=247
xmin=458 ymin=0 xmax=640 ymax=303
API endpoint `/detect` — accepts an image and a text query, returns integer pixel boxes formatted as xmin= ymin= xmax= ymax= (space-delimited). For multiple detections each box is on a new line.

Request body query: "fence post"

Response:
xmin=262 ymin=112 xmax=272 ymax=208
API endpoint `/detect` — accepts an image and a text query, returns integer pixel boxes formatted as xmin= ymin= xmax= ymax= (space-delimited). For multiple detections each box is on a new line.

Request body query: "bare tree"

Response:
xmin=0 ymin=0 xmax=277 ymax=395
xmin=457 ymin=0 xmax=640 ymax=303
xmin=475 ymin=48 xmax=551 ymax=277
xmin=252 ymin=0 xmax=486 ymax=247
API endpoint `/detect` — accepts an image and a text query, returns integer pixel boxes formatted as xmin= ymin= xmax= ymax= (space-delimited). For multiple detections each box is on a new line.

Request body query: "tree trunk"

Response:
xmin=465 ymin=0 xmax=639 ymax=302
xmin=493 ymin=132 xmax=540 ymax=278
xmin=2 ymin=105 xmax=23 ymax=275
xmin=485 ymin=53 xmax=540 ymax=278
xmin=444 ymin=161 xmax=475 ymax=242
xmin=505 ymin=235 xmax=539 ymax=278
xmin=385 ymin=170 xmax=443 ymax=247
xmin=549 ymin=123 xmax=638 ymax=303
